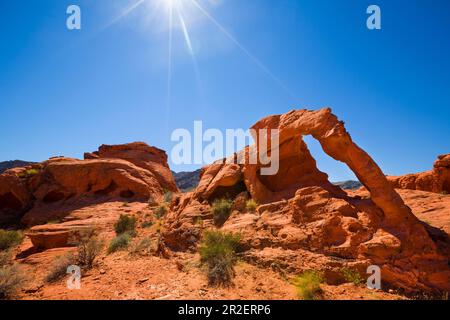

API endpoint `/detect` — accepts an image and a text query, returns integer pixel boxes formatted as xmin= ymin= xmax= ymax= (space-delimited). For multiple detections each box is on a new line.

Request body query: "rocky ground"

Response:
xmin=11 ymin=200 xmax=408 ymax=301
xmin=4 ymin=188 xmax=446 ymax=301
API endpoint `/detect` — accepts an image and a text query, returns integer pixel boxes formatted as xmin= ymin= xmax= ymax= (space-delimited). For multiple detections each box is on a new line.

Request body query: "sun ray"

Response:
xmin=166 ymin=2 xmax=174 ymax=129
xmin=101 ymin=0 xmax=147 ymax=31
xmin=176 ymin=7 xmax=194 ymax=56
xmin=176 ymin=6 xmax=205 ymax=102
xmin=189 ymin=0 xmax=298 ymax=101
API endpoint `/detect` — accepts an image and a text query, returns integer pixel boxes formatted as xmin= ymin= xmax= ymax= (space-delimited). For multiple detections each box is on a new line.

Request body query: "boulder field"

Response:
xmin=0 ymin=109 xmax=449 ymax=297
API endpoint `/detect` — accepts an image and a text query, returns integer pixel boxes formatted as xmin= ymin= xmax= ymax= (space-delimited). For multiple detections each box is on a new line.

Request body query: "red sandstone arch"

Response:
xmin=247 ymin=108 xmax=419 ymax=228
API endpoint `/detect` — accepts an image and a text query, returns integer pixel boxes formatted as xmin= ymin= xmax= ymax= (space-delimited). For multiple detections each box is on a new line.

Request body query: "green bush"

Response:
xmin=0 ymin=230 xmax=24 ymax=251
xmin=199 ymin=230 xmax=240 ymax=286
xmin=340 ymin=267 xmax=364 ymax=286
xmin=246 ymin=199 xmax=259 ymax=213
xmin=0 ymin=265 xmax=27 ymax=300
xmin=293 ymin=270 xmax=324 ymax=300
xmin=212 ymin=199 xmax=233 ymax=226
xmin=45 ymin=253 xmax=77 ymax=283
xmin=154 ymin=204 xmax=168 ymax=219
xmin=108 ymin=234 xmax=131 ymax=254
xmin=114 ymin=215 xmax=136 ymax=236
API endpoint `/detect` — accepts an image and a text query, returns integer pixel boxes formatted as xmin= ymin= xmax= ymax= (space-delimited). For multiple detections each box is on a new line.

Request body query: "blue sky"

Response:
xmin=1 ymin=0 xmax=449 ymax=181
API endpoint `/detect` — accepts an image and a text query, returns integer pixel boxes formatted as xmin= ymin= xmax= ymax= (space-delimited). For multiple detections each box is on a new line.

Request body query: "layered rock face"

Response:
xmin=0 ymin=142 xmax=177 ymax=227
xmin=389 ymin=154 xmax=450 ymax=194
xmin=84 ymin=142 xmax=178 ymax=193
xmin=164 ymin=108 xmax=449 ymax=294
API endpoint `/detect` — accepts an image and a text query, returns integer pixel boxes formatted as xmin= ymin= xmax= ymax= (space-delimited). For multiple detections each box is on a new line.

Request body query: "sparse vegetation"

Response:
xmin=199 ymin=230 xmax=241 ymax=286
xmin=193 ymin=216 xmax=203 ymax=226
xmin=154 ymin=204 xmax=168 ymax=219
xmin=155 ymin=221 xmax=162 ymax=234
xmin=163 ymin=191 xmax=173 ymax=203
xmin=0 ymin=251 xmax=12 ymax=267
xmin=108 ymin=233 xmax=132 ymax=254
xmin=212 ymin=199 xmax=233 ymax=226
xmin=293 ymin=270 xmax=324 ymax=300
xmin=441 ymin=191 xmax=448 ymax=195
xmin=17 ymin=168 xmax=40 ymax=178
xmin=122 ymin=202 xmax=130 ymax=207
xmin=77 ymin=234 xmax=104 ymax=269
xmin=45 ymin=253 xmax=77 ymax=283
xmin=340 ymin=267 xmax=364 ymax=286
xmin=0 ymin=230 xmax=23 ymax=251
xmin=246 ymin=199 xmax=258 ymax=212
xmin=141 ymin=220 xmax=153 ymax=228
xmin=114 ymin=215 xmax=137 ymax=236
xmin=0 ymin=265 xmax=27 ymax=299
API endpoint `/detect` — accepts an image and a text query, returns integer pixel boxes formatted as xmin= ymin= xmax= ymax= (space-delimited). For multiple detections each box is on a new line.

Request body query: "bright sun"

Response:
xmin=107 ymin=0 xmax=294 ymax=112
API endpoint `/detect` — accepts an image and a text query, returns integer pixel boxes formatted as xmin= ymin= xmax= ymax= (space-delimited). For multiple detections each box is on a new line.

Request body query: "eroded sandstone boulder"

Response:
xmin=388 ymin=154 xmax=450 ymax=194
xmin=0 ymin=142 xmax=177 ymax=227
xmin=84 ymin=142 xmax=178 ymax=193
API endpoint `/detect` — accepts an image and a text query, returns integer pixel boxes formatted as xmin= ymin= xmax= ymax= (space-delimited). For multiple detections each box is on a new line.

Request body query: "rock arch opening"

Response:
xmin=249 ymin=108 xmax=417 ymax=227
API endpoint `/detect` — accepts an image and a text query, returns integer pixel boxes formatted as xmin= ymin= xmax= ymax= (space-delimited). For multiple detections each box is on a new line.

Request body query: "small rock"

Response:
xmin=138 ymin=278 xmax=149 ymax=284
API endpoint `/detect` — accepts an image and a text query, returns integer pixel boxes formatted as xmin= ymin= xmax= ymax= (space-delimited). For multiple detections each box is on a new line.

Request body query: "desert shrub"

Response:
xmin=340 ymin=267 xmax=364 ymax=286
xmin=108 ymin=233 xmax=131 ymax=254
xmin=193 ymin=216 xmax=203 ymax=226
xmin=77 ymin=236 xmax=104 ymax=269
xmin=45 ymin=253 xmax=78 ymax=283
xmin=155 ymin=221 xmax=162 ymax=234
xmin=17 ymin=168 xmax=40 ymax=178
xmin=212 ymin=199 xmax=233 ymax=226
xmin=114 ymin=215 xmax=136 ymax=236
xmin=199 ymin=230 xmax=241 ymax=286
xmin=293 ymin=270 xmax=324 ymax=300
xmin=0 ymin=251 xmax=12 ymax=267
xmin=0 ymin=230 xmax=23 ymax=251
xmin=441 ymin=191 xmax=448 ymax=195
xmin=163 ymin=191 xmax=173 ymax=203
xmin=0 ymin=265 xmax=27 ymax=299
xmin=129 ymin=237 xmax=152 ymax=256
xmin=141 ymin=221 xmax=153 ymax=228
xmin=154 ymin=204 xmax=168 ymax=219
xmin=246 ymin=199 xmax=259 ymax=213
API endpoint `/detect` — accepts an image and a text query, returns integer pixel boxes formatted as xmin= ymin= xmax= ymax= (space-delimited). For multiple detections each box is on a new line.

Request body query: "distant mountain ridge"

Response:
xmin=0 ymin=160 xmax=35 ymax=174
xmin=333 ymin=180 xmax=363 ymax=190
xmin=172 ymin=169 xmax=202 ymax=192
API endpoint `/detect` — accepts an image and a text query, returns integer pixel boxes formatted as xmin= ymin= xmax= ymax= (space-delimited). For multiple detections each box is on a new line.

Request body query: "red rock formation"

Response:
xmin=0 ymin=142 xmax=177 ymax=226
xmin=388 ymin=154 xmax=450 ymax=194
xmin=85 ymin=142 xmax=178 ymax=193
xmin=164 ymin=108 xmax=450 ymax=294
